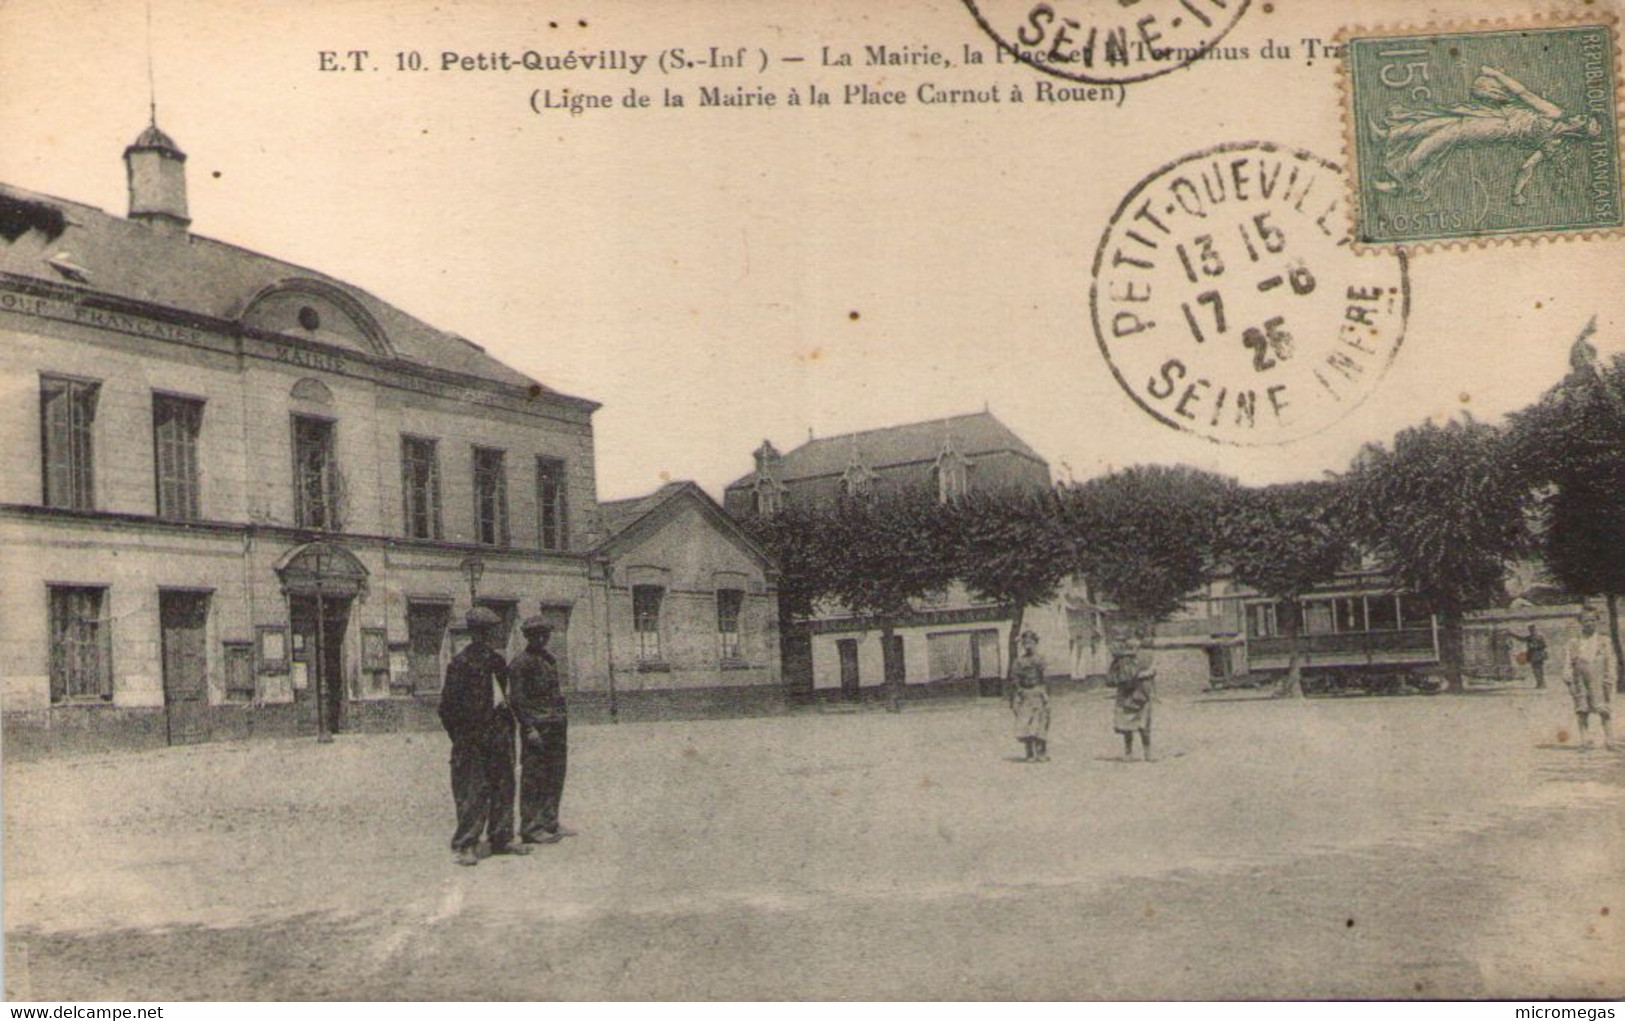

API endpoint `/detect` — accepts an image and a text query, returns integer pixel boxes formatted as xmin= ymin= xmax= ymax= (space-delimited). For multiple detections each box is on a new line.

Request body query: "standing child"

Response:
xmin=1566 ymin=610 xmax=1616 ymax=750
xmin=1110 ymin=633 xmax=1157 ymax=762
xmin=1009 ymin=630 xmax=1051 ymax=762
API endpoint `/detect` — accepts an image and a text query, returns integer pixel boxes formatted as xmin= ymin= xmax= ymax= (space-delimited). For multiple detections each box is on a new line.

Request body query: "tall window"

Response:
xmin=535 ymin=456 xmax=568 ymax=551
xmin=40 ymin=376 xmax=99 ymax=510
xmin=633 ymin=585 xmax=664 ymax=662
xmin=292 ymin=415 xmax=338 ymax=530
xmin=473 ymin=447 xmax=508 ymax=546
xmin=1246 ymin=602 xmax=1279 ymax=639
xmin=49 ymin=586 xmax=111 ymax=701
xmin=401 ymin=436 xmax=442 ymax=540
xmin=717 ymin=588 xmax=744 ymax=660
xmin=153 ymin=394 xmax=203 ymax=521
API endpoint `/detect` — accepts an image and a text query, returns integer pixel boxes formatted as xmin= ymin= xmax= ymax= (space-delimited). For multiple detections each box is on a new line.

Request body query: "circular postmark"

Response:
xmin=961 ymin=0 xmax=1252 ymax=85
xmin=1091 ymin=142 xmax=1409 ymax=446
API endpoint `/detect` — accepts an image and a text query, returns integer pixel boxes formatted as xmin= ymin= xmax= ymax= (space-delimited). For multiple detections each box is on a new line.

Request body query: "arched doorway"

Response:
xmin=276 ymin=542 xmax=368 ymax=738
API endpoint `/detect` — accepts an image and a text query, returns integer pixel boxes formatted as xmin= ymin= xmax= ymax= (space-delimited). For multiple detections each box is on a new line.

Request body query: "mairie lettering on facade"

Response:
xmin=0 ymin=121 xmax=783 ymax=756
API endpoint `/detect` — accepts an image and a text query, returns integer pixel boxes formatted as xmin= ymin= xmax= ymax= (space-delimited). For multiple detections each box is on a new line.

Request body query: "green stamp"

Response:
xmin=1347 ymin=23 xmax=1622 ymax=245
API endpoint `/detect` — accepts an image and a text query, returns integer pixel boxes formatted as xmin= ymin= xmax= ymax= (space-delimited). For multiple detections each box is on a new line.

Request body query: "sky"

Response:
xmin=2 ymin=0 xmax=1620 ymax=502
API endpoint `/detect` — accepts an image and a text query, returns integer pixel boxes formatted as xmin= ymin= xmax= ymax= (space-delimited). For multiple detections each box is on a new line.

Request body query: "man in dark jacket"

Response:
xmin=1507 ymin=623 xmax=1549 ymax=688
xmin=510 ymin=616 xmax=575 ymax=844
xmin=438 ymin=607 xmax=529 ymax=866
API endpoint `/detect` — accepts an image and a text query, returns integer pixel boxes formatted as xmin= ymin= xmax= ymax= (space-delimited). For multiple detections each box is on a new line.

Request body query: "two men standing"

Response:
xmin=438 ymin=608 xmax=572 ymax=866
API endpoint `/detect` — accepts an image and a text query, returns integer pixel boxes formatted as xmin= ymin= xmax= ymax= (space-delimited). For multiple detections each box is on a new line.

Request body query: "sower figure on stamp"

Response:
xmin=1009 ymin=630 xmax=1050 ymax=762
xmin=510 ymin=616 xmax=576 ymax=844
xmin=1370 ymin=66 xmax=1600 ymax=204
xmin=1110 ymin=631 xmax=1157 ymax=762
xmin=438 ymin=607 xmax=529 ymax=866
xmin=1566 ymin=610 xmax=1616 ymax=751
xmin=1507 ymin=623 xmax=1548 ymax=689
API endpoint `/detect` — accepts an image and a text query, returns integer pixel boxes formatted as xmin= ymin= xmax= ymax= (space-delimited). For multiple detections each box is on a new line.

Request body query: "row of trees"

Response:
xmin=743 ymin=335 xmax=1625 ymax=692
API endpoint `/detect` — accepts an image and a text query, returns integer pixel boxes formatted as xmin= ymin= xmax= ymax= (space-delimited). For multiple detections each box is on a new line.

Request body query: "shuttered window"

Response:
xmin=40 ymin=376 xmax=98 ymax=510
xmin=401 ymin=436 xmax=442 ymax=539
xmin=473 ymin=447 xmax=508 ymax=546
xmin=633 ymin=585 xmax=663 ymax=662
xmin=716 ymin=589 xmax=743 ymax=660
xmin=535 ymin=456 xmax=568 ymax=551
xmin=49 ymin=586 xmax=112 ymax=701
xmin=153 ymin=394 xmax=203 ymax=520
xmin=293 ymin=415 xmax=338 ymax=530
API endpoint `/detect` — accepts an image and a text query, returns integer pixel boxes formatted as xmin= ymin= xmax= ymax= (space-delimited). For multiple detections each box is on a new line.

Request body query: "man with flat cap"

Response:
xmin=438 ymin=606 xmax=529 ymax=865
xmin=510 ymin=615 xmax=575 ymax=844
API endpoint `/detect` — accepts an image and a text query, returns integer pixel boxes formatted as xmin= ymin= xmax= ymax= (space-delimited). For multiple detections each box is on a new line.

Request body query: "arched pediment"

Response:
xmin=276 ymin=541 xmax=369 ymax=598
xmin=290 ymin=377 xmax=335 ymax=406
xmin=242 ymin=277 xmax=394 ymax=358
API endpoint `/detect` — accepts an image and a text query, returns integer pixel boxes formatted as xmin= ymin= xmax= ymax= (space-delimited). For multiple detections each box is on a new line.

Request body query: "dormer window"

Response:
xmin=753 ymin=479 xmax=784 ymax=516
xmin=839 ymin=466 xmax=874 ymax=501
xmin=934 ymin=458 xmax=968 ymax=503
xmin=839 ymin=445 xmax=875 ymax=501
xmin=933 ymin=435 xmax=970 ymax=503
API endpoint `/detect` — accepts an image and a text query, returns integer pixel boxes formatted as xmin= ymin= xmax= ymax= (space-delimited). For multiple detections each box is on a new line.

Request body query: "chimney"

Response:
xmin=124 ymin=122 xmax=190 ymax=235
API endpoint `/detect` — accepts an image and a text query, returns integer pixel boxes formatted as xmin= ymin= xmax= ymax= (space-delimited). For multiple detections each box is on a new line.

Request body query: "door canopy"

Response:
xmin=276 ymin=541 xmax=369 ymax=599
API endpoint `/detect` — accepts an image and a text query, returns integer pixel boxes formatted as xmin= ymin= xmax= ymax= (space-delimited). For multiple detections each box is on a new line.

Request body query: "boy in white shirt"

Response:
xmin=1566 ymin=611 xmax=1616 ymax=751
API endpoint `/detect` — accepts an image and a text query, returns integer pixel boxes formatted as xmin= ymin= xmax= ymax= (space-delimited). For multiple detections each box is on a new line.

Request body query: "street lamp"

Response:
xmin=460 ymin=554 xmax=485 ymax=604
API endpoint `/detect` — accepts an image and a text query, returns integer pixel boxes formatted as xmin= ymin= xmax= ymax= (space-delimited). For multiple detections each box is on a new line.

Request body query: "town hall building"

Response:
xmin=0 ymin=122 xmax=779 ymax=756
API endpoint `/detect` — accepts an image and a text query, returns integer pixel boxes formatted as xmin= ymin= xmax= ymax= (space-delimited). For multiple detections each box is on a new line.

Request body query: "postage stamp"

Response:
xmin=960 ymin=0 xmax=1252 ymax=85
xmin=1345 ymin=21 xmax=1623 ymax=246
xmin=1091 ymin=142 xmax=1409 ymax=446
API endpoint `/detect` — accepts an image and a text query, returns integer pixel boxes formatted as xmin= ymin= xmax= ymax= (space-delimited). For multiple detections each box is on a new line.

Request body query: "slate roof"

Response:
xmin=724 ymin=411 xmax=1046 ymax=491
xmin=598 ymin=481 xmax=692 ymax=542
xmin=596 ymin=481 xmax=772 ymax=567
xmin=0 ymin=179 xmax=593 ymax=404
xmin=127 ymin=124 xmax=185 ymax=157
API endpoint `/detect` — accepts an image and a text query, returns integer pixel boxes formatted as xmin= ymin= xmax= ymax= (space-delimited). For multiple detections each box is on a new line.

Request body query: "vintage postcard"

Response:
xmin=2 ymin=0 xmax=1623 ymax=1004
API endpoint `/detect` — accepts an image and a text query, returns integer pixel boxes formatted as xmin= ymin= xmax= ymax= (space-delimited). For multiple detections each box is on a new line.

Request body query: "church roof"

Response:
xmin=723 ymin=411 xmax=1046 ymax=492
xmin=0 ymin=180 xmax=595 ymax=406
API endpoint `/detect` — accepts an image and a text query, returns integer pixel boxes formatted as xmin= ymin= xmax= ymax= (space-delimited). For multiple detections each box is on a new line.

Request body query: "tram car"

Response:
xmin=1232 ymin=586 xmax=1443 ymax=695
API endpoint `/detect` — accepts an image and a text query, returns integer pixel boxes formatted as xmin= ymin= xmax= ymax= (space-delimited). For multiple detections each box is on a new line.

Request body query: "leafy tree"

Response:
xmin=946 ymin=487 xmax=1075 ymax=685
xmin=1342 ymin=417 xmax=1530 ymax=692
xmin=818 ymin=490 xmax=961 ymax=702
xmin=1213 ymin=481 xmax=1352 ymax=696
xmin=1060 ymin=465 xmax=1235 ymax=632
xmin=1507 ymin=346 xmax=1625 ymax=691
xmin=739 ymin=502 xmax=835 ymax=622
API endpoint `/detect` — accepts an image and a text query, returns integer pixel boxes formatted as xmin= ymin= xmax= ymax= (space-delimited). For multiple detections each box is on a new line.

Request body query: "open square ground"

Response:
xmin=5 ymin=686 xmax=1622 ymax=999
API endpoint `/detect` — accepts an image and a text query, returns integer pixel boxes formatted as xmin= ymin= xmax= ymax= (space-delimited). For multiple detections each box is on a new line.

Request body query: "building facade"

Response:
xmin=724 ymin=411 xmax=1078 ymax=699
xmin=1 ymin=124 xmax=616 ymax=755
xmin=591 ymin=481 xmax=782 ymax=718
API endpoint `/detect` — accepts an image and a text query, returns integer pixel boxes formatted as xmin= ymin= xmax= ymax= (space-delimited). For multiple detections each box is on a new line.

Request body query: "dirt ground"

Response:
xmin=4 ymin=684 xmax=1622 ymax=1000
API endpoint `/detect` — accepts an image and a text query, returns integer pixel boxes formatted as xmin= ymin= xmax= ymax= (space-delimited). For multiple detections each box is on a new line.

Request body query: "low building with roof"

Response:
xmin=1 ymin=121 xmax=611 ymax=755
xmin=588 ymin=481 xmax=782 ymax=719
